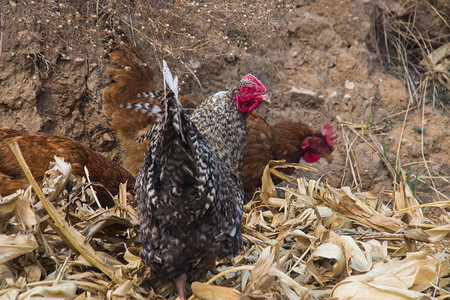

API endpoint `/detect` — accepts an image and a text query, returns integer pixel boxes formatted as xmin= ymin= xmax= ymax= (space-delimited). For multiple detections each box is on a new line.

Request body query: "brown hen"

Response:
xmin=244 ymin=118 xmax=336 ymax=195
xmin=0 ymin=128 xmax=134 ymax=206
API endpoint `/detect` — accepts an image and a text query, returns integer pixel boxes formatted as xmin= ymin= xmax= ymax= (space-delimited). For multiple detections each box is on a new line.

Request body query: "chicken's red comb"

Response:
xmin=321 ymin=122 xmax=337 ymax=147
xmin=242 ymin=74 xmax=267 ymax=94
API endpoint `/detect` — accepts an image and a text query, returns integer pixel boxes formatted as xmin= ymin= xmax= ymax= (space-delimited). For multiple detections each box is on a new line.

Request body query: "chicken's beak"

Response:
xmin=263 ymin=94 xmax=271 ymax=104
xmin=321 ymin=153 xmax=333 ymax=163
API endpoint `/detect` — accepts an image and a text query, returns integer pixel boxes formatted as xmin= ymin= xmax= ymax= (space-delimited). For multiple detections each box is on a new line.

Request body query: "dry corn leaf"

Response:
xmin=332 ymin=251 xmax=443 ymax=299
xmin=306 ymin=243 xmax=346 ymax=284
xmin=260 ymin=160 xmax=317 ymax=203
xmin=23 ymin=265 xmax=41 ymax=283
xmin=424 ymin=224 xmax=450 ymax=242
xmin=191 ymin=282 xmax=241 ymax=300
xmin=270 ymin=162 xmax=317 ymax=184
xmin=353 ymin=191 xmax=378 ymax=209
xmin=260 ymin=161 xmax=279 ymax=203
xmin=17 ymin=282 xmax=77 ymax=299
xmin=324 ymin=231 xmax=373 ymax=273
xmin=365 ymin=240 xmax=389 ymax=263
xmin=245 ymin=243 xmax=278 ymax=292
xmin=314 ymin=183 xmax=406 ymax=233
xmin=0 ymin=187 xmax=37 ymax=230
xmin=267 ymin=197 xmax=286 ymax=208
xmin=403 ymin=184 xmax=423 ymax=223
xmin=123 ymin=248 xmax=141 ymax=267
xmin=111 ymin=279 xmax=134 ymax=299
xmin=0 ymin=264 xmax=15 ymax=285
xmin=1 ymin=289 xmax=21 ymax=299
xmin=270 ymin=268 xmax=310 ymax=300
xmin=333 ymin=280 xmax=427 ymax=299
xmin=83 ymin=214 xmax=138 ymax=241
xmin=75 ymin=251 xmax=124 ymax=270
xmin=271 ymin=212 xmax=286 ymax=228
xmin=247 ymin=210 xmax=272 ymax=231
xmin=393 ymin=181 xmax=423 ymax=224
xmin=0 ymin=234 xmax=38 ymax=265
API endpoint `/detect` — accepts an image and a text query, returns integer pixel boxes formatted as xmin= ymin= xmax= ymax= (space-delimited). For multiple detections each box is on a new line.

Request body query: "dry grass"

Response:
xmin=349 ymin=0 xmax=450 ymax=206
xmin=371 ymin=0 xmax=449 ymax=110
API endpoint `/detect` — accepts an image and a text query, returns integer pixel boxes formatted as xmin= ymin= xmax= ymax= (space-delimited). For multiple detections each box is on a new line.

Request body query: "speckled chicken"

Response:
xmin=103 ymin=43 xmax=336 ymax=200
xmin=122 ymin=62 xmax=268 ymax=299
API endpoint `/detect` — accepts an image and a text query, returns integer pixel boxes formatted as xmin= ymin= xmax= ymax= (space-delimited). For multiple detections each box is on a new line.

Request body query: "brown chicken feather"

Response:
xmin=103 ymin=44 xmax=203 ymax=176
xmin=103 ymin=44 xmax=156 ymax=176
xmin=242 ymin=113 xmax=275 ymax=194
xmin=0 ymin=128 xmax=134 ymax=206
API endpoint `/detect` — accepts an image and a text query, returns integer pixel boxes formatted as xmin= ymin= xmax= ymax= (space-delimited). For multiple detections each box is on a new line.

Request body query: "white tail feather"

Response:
xmin=162 ymin=60 xmax=181 ymax=106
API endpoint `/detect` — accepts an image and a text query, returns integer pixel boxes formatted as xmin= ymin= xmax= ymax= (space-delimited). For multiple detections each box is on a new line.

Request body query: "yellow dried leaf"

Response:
xmin=23 ymin=265 xmax=41 ymax=283
xmin=271 ymin=213 xmax=286 ymax=228
xmin=322 ymin=186 xmax=406 ymax=233
xmin=422 ymin=42 xmax=450 ymax=68
xmin=424 ymin=224 xmax=450 ymax=242
xmin=0 ymin=187 xmax=37 ymax=230
xmin=112 ymin=280 xmax=134 ymax=298
xmin=0 ymin=233 xmax=38 ymax=264
xmin=270 ymin=268 xmax=310 ymax=300
xmin=260 ymin=161 xmax=278 ymax=203
xmin=306 ymin=243 xmax=346 ymax=284
xmin=268 ymin=197 xmax=286 ymax=208
xmin=191 ymin=282 xmax=241 ymax=300
xmin=341 ymin=236 xmax=372 ymax=273
xmin=18 ymin=282 xmax=77 ymax=299
xmin=0 ymin=264 xmax=15 ymax=283
xmin=14 ymin=188 xmax=37 ymax=230
xmin=324 ymin=231 xmax=373 ymax=273
xmin=364 ymin=240 xmax=389 ymax=263
xmin=246 ymin=244 xmax=277 ymax=292
xmin=332 ymin=251 xmax=442 ymax=298
xmin=246 ymin=210 xmax=271 ymax=231
xmin=123 ymin=248 xmax=141 ymax=267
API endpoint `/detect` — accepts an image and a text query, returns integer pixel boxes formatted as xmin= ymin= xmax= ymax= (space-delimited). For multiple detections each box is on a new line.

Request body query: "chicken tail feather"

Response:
xmin=120 ymin=103 xmax=164 ymax=122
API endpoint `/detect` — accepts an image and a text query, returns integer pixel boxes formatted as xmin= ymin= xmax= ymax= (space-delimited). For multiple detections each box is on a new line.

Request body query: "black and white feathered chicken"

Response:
xmin=122 ymin=61 xmax=268 ymax=299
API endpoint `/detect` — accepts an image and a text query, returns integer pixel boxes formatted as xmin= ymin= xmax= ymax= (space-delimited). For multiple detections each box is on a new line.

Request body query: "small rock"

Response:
xmin=304 ymin=12 xmax=313 ymax=20
xmin=290 ymin=86 xmax=317 ymax=97
xmin=60 ymin=53 xmax=70 ymax=60
xmin=344 ymin=94 xmax=351 ymax=99
xmin=345 ymin=80 xmax=355 ymax=90
xmin=189 ymin=59 xmax=201 ymax=69
xmin=290 ymin=86 xmax=321 ymax=107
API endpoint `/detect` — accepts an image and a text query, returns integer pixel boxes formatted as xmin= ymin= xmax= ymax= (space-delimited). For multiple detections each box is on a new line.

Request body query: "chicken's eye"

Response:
xmin=316 ymin=139 xmax=323 ymax=146
xmin=244 ymin=87 xmax=250 ymax=93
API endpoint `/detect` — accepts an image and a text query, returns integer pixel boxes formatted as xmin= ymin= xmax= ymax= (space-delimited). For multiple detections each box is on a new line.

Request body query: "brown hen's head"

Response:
xmin=301 ymin=122 xmax=337 ymax=163
xmin=233 ymin=74 xmax=269 ymax=117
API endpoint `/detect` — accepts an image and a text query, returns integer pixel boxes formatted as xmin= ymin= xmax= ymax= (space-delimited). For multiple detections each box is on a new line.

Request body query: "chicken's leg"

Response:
xmin=175 ymin=273 xmax=187 ymax=300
